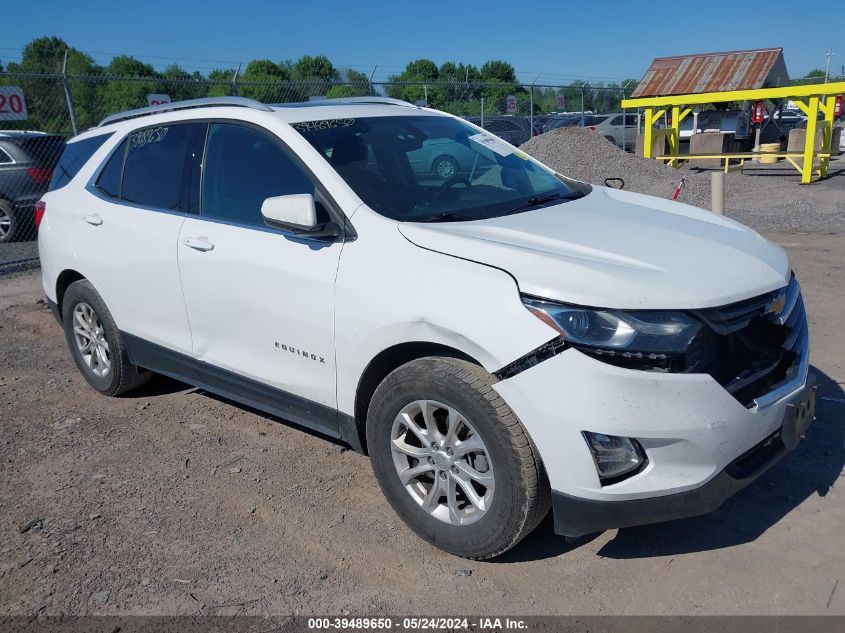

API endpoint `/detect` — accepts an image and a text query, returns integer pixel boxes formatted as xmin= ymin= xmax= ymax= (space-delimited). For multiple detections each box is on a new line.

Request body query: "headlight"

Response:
xmin=523 ymin=297 xmax=701 ymax=354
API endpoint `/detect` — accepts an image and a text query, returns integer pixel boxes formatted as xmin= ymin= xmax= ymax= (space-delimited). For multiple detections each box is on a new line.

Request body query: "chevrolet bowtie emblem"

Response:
xmin=766 ymin=294 xmax=786 ymax=316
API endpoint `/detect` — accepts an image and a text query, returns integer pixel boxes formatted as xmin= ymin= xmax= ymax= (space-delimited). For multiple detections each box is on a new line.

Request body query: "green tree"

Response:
xmin=480 ymin=60 xmax=517 ymax=84
xmin=206 ymin=68 xmax=237 ymax=97
xmin=329 ymin=68 xmax=373 ymax=97
xmin=101 ymin=55 xmax=159 ymax=114
xmin=4 ymin=36 xmax=103 ymax=134
xmin=291 ymin=55 xmax=338 ymax=99
xmin=479 ymin=60 xmax=522 ymax=114
xmin=385 ymin=59 xmax=443 ymax=106
xmin=438 ymin=62 xmax=482 ymax=106
xmin=160 ymin=63 xmax=206 ymax=101
xmin=239 ymin=59 xmax=291 ymax=102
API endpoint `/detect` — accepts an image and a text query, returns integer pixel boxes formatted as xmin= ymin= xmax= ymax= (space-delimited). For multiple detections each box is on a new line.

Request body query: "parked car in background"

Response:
xmin=408 ymin=137 xmax=483 ymax=179
xmin=464 ymin=115 xmax=532 ymax=146
xmin=584 ymin=113 xmax=639 ymax=151
xmin=542 ymin=114 xmax=586 ymax=133
xmin=0 ymin=131 xmax=65 ymax=243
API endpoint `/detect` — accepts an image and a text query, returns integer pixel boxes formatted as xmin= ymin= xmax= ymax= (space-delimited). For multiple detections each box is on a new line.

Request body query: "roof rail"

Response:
xmin=98 ymin=96 xmax=273 ymax=127
xmin=271 ymin=96 xmax=418 ymax=108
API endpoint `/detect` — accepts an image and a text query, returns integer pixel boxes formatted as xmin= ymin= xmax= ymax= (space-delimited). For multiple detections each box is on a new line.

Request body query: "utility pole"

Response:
xmin=825 ymin=48 xmax=836 ymax=82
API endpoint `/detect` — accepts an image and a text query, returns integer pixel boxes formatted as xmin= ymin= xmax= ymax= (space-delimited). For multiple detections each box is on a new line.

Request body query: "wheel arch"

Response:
xmin=55 ymin=269 xmax=87 ymax=320
xmin=353 ymin=341 xmax=480 ymax=454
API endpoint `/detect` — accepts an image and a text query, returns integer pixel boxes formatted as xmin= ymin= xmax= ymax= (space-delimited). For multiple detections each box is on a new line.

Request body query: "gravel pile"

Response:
xmin=520 ymin=127 xmax=845 ymax=233
xmin=521 ymin=127 xmax=712 ymax=208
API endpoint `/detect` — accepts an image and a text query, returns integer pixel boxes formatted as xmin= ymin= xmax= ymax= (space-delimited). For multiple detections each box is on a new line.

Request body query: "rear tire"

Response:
xmin=61 ymin=280 xmax=150 ymax=396
xmin=0 ymin=200 xmax=19 ymax=244
xmin=367 ymin=357 xmax=550 ymax=559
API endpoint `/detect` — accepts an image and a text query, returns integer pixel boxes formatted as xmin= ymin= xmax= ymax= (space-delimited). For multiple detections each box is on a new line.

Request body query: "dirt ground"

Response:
xmin=1 ymin=232 xmax=843 ymax=617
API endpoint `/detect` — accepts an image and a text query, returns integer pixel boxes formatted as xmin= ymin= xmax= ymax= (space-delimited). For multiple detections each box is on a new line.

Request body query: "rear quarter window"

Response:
xmin=49 ymin=133 xmax=113 ymax=192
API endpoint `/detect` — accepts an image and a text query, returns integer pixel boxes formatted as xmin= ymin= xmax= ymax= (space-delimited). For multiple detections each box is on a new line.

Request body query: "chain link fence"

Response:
xmin=0 ymin=71 xmax=634 ymax=269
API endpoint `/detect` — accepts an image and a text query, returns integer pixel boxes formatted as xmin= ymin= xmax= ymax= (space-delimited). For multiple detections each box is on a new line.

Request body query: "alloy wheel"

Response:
xmin=435 ymin=158 xmax=456 ymax=179
xmin=0 ymin=206 xmax=11 ymax=240
xmin=391 ymin=399 xmax=494 ymax=525
xmin=72 ymin=302 xmax=111 ymax=377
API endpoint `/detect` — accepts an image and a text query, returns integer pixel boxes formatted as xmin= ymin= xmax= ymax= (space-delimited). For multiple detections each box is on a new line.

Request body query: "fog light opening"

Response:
xmin=582 ymin=431 xmax=647 ymax=485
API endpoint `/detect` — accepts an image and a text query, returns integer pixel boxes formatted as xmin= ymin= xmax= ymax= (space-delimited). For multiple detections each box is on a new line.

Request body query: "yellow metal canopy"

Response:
xmin=622 ymin=81 xmax=845 ymax=183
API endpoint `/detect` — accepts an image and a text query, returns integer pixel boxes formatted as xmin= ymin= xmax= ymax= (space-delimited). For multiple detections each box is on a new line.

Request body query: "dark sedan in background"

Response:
xmin=0 ymin=131 xmax=65 ymax=243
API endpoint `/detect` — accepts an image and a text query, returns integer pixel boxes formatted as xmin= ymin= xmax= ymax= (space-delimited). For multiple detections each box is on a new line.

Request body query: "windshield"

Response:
xmin=293 ymin=115 xmax=589 ymax=222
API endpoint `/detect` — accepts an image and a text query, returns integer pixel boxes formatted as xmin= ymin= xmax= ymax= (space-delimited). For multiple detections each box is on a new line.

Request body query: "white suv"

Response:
xmin=38 ymin=96 xmax=814 ymax=559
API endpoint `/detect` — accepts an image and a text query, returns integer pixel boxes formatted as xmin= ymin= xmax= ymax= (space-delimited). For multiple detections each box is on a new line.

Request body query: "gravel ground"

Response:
xmin=0 ymin=241 xmax=38 ymax=273
xmin=520 ymin=128 xmax=845 ymax=233
xmin=1 ymin=232 xmax=843 ymax=617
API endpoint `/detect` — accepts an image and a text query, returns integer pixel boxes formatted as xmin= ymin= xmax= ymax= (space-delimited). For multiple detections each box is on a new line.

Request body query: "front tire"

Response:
xmin=61 ymin=280 xmax=150 ymax=396
xmin=367 ymin=357 xmax=550 ymax=559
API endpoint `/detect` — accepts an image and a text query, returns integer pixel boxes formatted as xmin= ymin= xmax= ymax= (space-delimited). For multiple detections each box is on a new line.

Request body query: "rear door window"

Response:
xmin=121 ymin=123 xmax=204 ymax=212
xmin=49 ymin=133 xmax=112 ymax=191
xmin=95 ymin=139 xmax=127 ymax=199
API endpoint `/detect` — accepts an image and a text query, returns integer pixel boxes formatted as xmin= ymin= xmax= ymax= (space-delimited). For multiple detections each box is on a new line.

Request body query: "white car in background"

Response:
xmin=37 ymin=96 xmax=814 ymax=559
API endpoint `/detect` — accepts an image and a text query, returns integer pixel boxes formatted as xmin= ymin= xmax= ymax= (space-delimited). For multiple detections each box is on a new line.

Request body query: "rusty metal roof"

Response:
xmin=631 ymin=48 xmax=790 ymax=97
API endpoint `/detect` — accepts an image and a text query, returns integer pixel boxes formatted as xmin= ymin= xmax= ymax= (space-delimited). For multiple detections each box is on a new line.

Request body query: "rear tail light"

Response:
xmin=34 ymin=200 xmax=46 ymax=229
xmin=587 ymin=126 xmax=597 ymax=131
xmin=26 ymin=167 xmax=53 ymax=185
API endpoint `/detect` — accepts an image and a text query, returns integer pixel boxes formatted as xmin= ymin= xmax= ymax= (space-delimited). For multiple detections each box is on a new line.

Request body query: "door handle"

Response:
xmin=183 ymin=236 xmax=214 ymax=252
xmin=83 ymin=213 xmax=103 ymax=226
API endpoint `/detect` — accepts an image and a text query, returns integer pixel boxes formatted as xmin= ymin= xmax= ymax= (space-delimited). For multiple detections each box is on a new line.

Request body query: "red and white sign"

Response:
xmin=834 ymin=95 xmax=844 ymax=118
xmin=555 ymin=94 xmax=566 ymax=110
xmin=0 ymin=87 xmax=28 ymax=121
xmin=505 ymin=95 xmax=517 ymax=113
xmin=147 ymin=94 xmax=172 ymax=107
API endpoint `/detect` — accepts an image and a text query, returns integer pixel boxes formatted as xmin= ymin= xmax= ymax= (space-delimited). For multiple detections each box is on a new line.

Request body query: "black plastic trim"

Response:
xmin=121 ymin=332 xmax=363 ymax=452
xmin=46 ymin=297 xmax=61 ymax=324
xmin=494 ymin=336 xmax=568 ymax=380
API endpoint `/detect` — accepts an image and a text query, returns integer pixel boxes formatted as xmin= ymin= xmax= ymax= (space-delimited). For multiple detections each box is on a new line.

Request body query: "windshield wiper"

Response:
xmin=413 ymin=212 xmax=475 ymax=223
xmin=503 ymin=191 xmax=583 ymax=215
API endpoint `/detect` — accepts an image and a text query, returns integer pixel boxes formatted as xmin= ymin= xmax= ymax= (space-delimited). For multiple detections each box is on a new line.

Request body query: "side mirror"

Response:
xmin=261 ymin=193 xmax=317 ymax=230
xmin=261 ymin=193 xmax=344 ymax=241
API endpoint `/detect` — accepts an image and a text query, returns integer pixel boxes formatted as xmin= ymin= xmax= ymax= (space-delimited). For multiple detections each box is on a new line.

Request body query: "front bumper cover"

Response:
xmin=553 ymin=377 xmax=816 ymax=537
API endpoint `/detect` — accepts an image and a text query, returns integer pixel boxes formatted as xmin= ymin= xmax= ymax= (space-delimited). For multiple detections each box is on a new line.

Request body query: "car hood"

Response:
xmin=398 ymin=186 xmax=790 ymax=309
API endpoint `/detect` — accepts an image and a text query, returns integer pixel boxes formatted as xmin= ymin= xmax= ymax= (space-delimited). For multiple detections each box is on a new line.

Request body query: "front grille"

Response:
xmin=689 ymin=276 xmax=806 ymax=408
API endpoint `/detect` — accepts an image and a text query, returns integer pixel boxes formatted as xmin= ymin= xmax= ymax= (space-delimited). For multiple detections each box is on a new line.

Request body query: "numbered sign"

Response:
xmin=555 ymin=94 xmax=566 ymax=110
xmin=0 ymin=87 xmax=28 ymax=121
xmin=505 ymin=95 xmax=517 ymax=113
xmin=147 ymin=94 xmax=172 ymax=107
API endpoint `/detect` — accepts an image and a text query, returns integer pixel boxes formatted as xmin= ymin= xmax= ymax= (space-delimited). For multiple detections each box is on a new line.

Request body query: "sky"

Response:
xmin=1 ymin=0 xmax=840 ymax=83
